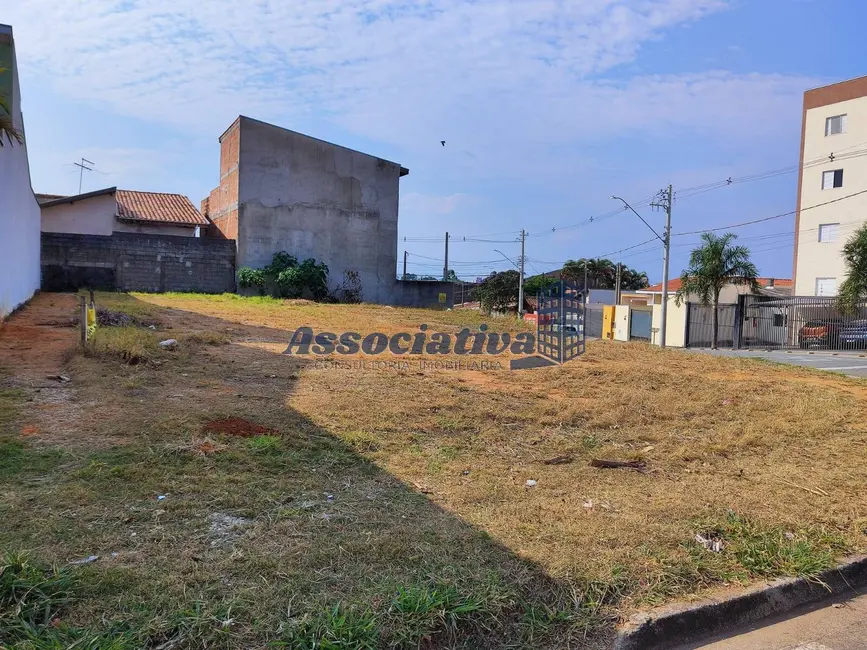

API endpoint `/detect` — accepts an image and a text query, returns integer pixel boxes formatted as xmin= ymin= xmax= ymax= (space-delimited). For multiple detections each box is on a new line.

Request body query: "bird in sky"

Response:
xmin=440 ymin=140 xmax=446 ymax=147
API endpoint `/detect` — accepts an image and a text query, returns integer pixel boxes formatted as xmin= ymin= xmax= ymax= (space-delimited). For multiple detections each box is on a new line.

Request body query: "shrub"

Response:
xmin=237 ymin=252 xmax=330 ymax=300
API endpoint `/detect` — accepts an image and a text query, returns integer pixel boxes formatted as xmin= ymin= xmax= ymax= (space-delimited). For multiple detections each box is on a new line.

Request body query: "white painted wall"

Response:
xmin=41 ymin=193 xmax=116 ymax=236
xmin=114 ymin=220 xmax=197 ymax=237
xmin=651 ymin=296 xmax=687 ymax=347
xmin=796 ymin=94 xmax=867 ymax=295
xmin=613 ymin=305 xmax=630 ymax=341
xmin=0 ymin=27 xmax=41 ymax=317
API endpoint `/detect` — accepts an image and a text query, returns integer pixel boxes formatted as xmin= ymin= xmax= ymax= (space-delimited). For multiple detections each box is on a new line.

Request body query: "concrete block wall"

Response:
xmin=41 ymin=232 xmax=236 ymax=294
xmin=393 ymin=280 xmax=454 ymax=308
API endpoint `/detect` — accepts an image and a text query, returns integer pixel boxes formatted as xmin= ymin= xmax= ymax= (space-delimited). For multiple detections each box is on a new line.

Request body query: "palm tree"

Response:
xmin=838 ymin=224 xmax=867 ymax=314
xmin=675 ymin=232 xmax=759 ymax=349
xmin=0 ymin=66 xmax=23 ymax=147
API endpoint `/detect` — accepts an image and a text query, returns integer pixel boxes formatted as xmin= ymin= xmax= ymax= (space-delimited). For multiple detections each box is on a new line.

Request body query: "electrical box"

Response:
xmin=602 ymin=305 xmax=616 ymax=340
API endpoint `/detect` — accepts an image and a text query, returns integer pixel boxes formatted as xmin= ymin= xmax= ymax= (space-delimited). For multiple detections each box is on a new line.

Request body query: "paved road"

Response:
xmin=686 ymin=348 xmax=867 ymax=378
xmin=676 ymin=593 xmax=867 ymax=650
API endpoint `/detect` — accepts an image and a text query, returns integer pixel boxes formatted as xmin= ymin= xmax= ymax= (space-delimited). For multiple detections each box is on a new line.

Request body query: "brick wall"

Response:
xmin=41 ymin=232 xmax=236 ymax=294
xmin=203 ymin=118 xmax=240 ymax=240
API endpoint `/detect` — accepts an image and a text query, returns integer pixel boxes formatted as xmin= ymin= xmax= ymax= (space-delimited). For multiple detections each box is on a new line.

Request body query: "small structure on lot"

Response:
xmin=40 ymin=187 xmax=209 ymax=237
xmin=201 ymin=115 xmax=452 ymax=307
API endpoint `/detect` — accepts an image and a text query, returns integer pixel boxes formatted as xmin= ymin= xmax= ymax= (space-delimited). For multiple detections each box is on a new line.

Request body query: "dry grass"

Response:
xmin=1 ymin=291 xmax=866 ymax=649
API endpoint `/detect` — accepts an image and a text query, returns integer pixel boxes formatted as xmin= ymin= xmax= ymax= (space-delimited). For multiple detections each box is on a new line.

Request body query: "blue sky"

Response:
xmin=6 ymin=0 xmax=864 ymax=282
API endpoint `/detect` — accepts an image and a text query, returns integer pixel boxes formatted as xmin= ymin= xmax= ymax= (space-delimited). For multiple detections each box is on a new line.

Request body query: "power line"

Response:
xmin=672 ymin=188 xmax=867 ymax=237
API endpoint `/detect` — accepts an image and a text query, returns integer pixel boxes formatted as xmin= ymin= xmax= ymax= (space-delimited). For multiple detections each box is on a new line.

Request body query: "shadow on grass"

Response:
xmin=0 ymin=293 xmax=619 ymax=650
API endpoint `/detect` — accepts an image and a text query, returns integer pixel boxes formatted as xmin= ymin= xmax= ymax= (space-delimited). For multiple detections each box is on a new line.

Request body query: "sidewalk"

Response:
xmin=678 ymin=594 xmax=867 ymax=650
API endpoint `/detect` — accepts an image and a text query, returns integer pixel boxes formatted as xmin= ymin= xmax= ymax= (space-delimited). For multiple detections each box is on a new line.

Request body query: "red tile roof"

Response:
xmin=642 ymin=278 xmax=793 ymax=293
xmin=116 ymin=190 xmax=208 ymax=226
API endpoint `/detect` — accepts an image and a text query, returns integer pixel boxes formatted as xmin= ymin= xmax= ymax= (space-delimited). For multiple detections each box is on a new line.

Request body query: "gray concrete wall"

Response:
xmin=393 ymin=280 xmax=454 ymax=308
xmin=236 ymin=117 xmax=403 ymax=304
xmin=41 ymin=232 xmax=235 ymax=294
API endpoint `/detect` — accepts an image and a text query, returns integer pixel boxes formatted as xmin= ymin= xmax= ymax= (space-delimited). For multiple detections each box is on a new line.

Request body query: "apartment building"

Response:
xmin=794 ymin=76 xmax=867 ymax=296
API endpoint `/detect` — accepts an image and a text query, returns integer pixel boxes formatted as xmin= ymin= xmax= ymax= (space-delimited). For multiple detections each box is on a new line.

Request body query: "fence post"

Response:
xmin=684 ymin=302 xmax=692 ymax=348
xmin=733 ymin=295 xmax=745 ymax=350
xmin=79 ymin=295 xmax=87 ymax=345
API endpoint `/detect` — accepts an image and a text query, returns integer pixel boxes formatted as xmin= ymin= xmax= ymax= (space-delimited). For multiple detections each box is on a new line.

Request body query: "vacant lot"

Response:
xmin=1 ymin=292 xmax=866 ymax=649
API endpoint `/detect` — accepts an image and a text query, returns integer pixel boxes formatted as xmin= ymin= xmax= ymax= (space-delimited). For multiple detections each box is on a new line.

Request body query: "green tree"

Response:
xmin=838 ymin=224 xmax=867 ymax=314
xmin=620 ymin=268 xmax=649 ymax=290
xmin=476 ymin=270 xmax=520 ymax=315
xmin=0 ymin=66 xmax=23 ymax=147
xmin=445 ymin=269 xmax=459 ymax=282
xmin=560 ymin=258 xmax=648 ymax=290
xmin=675 ymin=232 xmax=759 ymax=349
xmin=523 ymin=274 xmax=557 ymax=296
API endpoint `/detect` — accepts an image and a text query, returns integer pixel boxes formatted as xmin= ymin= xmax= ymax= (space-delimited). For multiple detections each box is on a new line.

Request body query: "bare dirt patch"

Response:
xmin=202 ymin=416 xmax=278 ymax=437
xmin=0 ymin=293 xmax=79 ymax=378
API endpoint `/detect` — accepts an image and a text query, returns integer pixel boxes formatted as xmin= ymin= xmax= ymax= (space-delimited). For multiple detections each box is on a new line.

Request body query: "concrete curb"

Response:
xmin=611 ymin=555 xmax=867 ymax=650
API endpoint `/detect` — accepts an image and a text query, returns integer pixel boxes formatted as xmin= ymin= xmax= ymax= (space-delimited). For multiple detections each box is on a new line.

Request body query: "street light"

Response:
xmin=610 ymin=195 xmax=672 ymax=349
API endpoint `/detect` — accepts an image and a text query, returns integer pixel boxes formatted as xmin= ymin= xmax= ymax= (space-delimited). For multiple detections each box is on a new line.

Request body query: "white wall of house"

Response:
xmin=114 ymin=221 xmax=197 ymax=237
xmin=795 ymin=84 xmax=867 ymax=295
xmin=0 ymin=26 xmax=41 ymax=317
xmin=41 ymin=193 xmax=117 ymax=236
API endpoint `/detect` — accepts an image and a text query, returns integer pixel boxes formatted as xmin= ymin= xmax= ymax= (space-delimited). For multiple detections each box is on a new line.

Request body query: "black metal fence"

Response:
xmin=740 ymin=295 xmax=867 ymax=350
xmin=683 ymin=295 xmax=867 ymax=350
xmin=685 ymin=303 xmax=738 ymax=348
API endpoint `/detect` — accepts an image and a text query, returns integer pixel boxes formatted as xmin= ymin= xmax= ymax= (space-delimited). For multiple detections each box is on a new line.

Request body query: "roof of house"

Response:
xmin=115 ymin=190 xmax=209 ymax=226
xmin=641 ymin=278 xmax=793 ymax=293
xmin=35 ymin=193 xmax=68 ymax=204
xmin=38 ymin=187 xmax=118 ymax=208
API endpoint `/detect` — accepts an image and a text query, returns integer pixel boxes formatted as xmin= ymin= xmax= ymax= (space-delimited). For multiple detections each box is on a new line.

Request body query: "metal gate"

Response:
xmin=537 ymin=281 xmax=586 ymax=364
xmin=685 ymin=303 xmax=737 ymax=348
xmin=629 ymin=309 xmax=652 ymax=341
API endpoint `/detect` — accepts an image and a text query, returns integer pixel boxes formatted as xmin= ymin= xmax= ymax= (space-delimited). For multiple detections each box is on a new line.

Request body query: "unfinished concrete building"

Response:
xmin=202 ymin=116 xmax=450 ymax=306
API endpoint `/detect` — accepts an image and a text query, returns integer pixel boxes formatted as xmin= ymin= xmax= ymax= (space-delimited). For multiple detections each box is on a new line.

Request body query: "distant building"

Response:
xmin=202 ymin=116 xmax=450 ymax=307
xmin=639 ymin=277 xmax=792 ymax=303
xmin=0 ymin=24 xmax=41 ymax=316
xmin=40 ymin=188 xmax=209 ymax=237
xmin=793 ymin=75 xmax=867 ymax=296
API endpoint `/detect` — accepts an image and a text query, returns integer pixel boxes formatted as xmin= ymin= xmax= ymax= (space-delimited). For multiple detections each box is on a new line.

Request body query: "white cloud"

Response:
xmin=5 ymin=0 xmax=814 ymax=186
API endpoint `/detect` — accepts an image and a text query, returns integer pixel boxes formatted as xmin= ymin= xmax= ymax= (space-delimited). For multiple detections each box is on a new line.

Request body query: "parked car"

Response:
xmin=839 ymin=320 xmax=867 ymax=349
xmin=798 ymin=319 xmax=843 ymax=349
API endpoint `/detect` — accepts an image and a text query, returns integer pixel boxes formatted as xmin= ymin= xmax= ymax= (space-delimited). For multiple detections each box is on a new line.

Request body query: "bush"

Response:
xmin=237 ymin=252 xmax=330 ymax=300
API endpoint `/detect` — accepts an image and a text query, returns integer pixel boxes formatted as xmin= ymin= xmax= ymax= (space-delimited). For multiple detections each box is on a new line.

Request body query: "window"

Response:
xmin=822 ymin=169 xmax=843 ymax=190
xmin=818 ymin=223 xmax=839 ymax=243
xmin=773 ymin=314 xmax=786 ymax=328
xmin=816 ymin=277 xmax=837 ymax=296
xmin=825 ymin=114 xmax=848 ymax=136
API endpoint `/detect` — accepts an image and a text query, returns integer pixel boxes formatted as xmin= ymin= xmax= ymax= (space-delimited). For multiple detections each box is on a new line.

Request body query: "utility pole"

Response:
xmin=583 ymin=260 xmax=588 ymax=295
xmin=402 ymin=250 xmax=408 ymax=280
xmin=651 ymin=185 xmax=673 ymax=349
xmin=443 ymin=232 xmax=450 ymax=281
xmin=611 ymin=191 xmax=671 ymax=348
xmin=73 ymin=157 xmax=94 ymax=194
xmin=517 ymin=229 xmax=526 ymax=316
xmin=615 ymin=263 xmax=622 ymax=304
